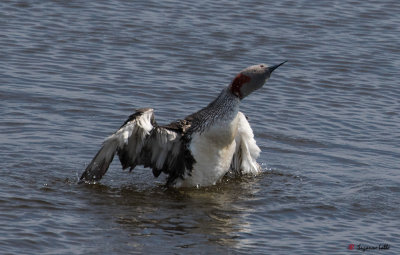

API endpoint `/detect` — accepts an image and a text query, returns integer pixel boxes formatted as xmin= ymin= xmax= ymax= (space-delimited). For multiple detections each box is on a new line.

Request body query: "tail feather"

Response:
xmin=79 ymin=138 xmax=119 ymax=183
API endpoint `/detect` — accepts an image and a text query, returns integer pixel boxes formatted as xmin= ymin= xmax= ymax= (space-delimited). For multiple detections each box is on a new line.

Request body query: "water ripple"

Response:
xmin=1 ymin=0 xmax=400 ymax=254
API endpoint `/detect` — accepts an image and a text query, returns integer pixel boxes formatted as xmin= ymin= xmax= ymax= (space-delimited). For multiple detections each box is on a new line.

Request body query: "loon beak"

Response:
xmin=268 ymin=60 xmax=287 ymax=74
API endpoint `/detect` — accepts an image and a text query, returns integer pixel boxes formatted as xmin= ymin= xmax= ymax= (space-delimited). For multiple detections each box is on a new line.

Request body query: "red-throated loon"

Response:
xmin=80 ymin=61 xmax=286 ymax=188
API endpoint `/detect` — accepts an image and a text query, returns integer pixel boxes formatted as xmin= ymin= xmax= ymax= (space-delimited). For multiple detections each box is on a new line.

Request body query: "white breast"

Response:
xmin=174 ymin=114 xmax=240 ymax=188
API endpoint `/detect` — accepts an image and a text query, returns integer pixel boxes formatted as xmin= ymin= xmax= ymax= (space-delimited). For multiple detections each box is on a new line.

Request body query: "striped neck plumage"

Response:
xmin=189 ymin=87 xmax=240 ymax=133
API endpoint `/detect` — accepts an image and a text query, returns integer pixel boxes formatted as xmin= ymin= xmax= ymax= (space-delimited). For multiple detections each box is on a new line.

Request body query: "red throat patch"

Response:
xmin=230 ymin=74 xmax=251 ymax=99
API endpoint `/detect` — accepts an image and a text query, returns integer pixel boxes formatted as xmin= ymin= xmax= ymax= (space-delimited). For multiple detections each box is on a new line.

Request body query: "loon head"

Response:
xmin=229 ymin=61 xmax=286 ymax=99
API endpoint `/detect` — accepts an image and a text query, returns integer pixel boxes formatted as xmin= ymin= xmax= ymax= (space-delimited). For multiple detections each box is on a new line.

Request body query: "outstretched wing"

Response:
xmin=230 ymin=112 xmax=261 ymax=175
xmin=79 ymin=108 xmax=194 ymax=184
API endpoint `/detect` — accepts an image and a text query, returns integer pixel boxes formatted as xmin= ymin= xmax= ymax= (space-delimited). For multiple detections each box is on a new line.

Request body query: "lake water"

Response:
xmin=1 ymin=0 xmax=399 ymax=254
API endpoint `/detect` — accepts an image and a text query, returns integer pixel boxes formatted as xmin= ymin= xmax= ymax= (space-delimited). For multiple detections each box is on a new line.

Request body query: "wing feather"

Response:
xmin=80 ymin=108 xmax=194 ymax=184
xmin=230 ymin=112 xmax=261 ymax=175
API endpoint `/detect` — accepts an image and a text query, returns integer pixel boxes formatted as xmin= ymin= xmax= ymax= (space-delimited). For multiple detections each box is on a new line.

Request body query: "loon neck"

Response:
xmin=212 ymin=87 xmax=240 ymax=113
xmin=188 ymin=87 xmax=240 ymax=133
